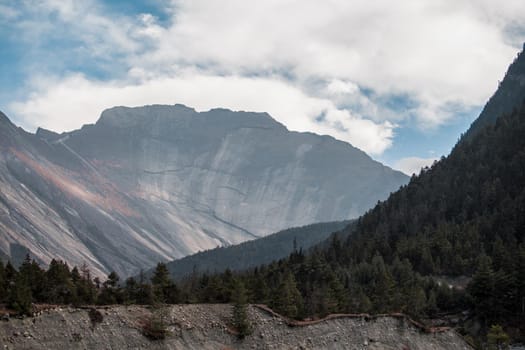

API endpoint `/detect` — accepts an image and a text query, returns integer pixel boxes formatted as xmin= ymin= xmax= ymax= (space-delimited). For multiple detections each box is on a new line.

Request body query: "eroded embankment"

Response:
xmin=0 ymin=304 xmax=473 ymax=350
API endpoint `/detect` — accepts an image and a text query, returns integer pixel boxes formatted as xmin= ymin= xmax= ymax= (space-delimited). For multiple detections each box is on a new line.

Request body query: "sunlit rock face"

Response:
xmin=0 ymin=106 xmax=407 ymax=276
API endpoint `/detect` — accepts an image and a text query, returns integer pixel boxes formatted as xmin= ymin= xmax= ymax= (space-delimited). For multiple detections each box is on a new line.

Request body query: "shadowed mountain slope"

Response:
xmin=158 ymin=220 xmax=352 ymax=280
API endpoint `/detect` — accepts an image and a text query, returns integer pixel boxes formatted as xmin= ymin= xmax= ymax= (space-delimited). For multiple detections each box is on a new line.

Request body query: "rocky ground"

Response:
xmin=0 ymin=304 xmax=472 ymax=350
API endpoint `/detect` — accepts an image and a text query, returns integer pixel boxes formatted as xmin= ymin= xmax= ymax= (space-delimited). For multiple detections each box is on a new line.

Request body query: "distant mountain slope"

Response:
xmin=159 ymin=220 xmax=351 ymax=280
xmin=464 ymin=44 xmax=525 ymax=139
xmin=0 ymin=106 xmax=407 ymax=277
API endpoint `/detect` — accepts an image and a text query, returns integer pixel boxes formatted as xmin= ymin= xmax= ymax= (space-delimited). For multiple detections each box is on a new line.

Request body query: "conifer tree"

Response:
xmin=516 ymin=245 xmax=525 ymax=315
xmin=369 ymin=254 xmax=396 ymax=313
xmin=467 ymin=256 xmax=495 ymax=324
xmin=98 ymin=271 xmax=122 ymax=305
xmin=151 ymin=262 xmax=179 ymax=304
xmin=75 ymin=264 xmax=97 ymax=305
xmin=8 ymin=257 xmax=33 ymax=315
xmin=271 ymin=271 xmax=303 ymax=319
xmin=18 ymin=255 xmax=45 ymax=302
xmin=231 ymin=278 xmax=251 ymax=339
xmin=136 ymin=271 xmax=154 ymax=305
xmin=0 ymin=261 xmax=5 ymax=303
xmin=8 ymin=276 xmax=32 ymax=315
xmin=43 ymin=259 xmax=75 ymax=304
xmin=124 ymin=277 xmax=138 ymax=304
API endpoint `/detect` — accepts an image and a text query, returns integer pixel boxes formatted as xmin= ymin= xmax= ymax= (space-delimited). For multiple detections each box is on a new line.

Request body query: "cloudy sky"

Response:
xmin=1 ymin=0 xmax=524 ymax=175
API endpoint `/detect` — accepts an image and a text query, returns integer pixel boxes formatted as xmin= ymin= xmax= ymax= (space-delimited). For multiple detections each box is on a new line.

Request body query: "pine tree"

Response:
xmin=98 ymin=271 xmax=122 ymax=305
xmin=271 ymin=271 xmax=303 ymax=319
xmin=369 ymin=254 xmax=396 ymax=313
xmin=124 ymin=277 xmax=138 ymax=304
xmin=7 ymin=276 xmax=32 ymax=315
xmin=405 ymin=285 xmax=427 ymax=317
xmin=231 ymin=278 xmax=251 ymax=339
xmin=74 ymin=264 xmax=96 ymax=305
xmin=492 ymin=270 xmax=516 ymax=319
xmin=43 ymin=259 xmax=75 ymax=304
xmin=467 ymin=256 xmax=495 ymax=324
xmin=136 ymin=271 xmax=154 ymax=305
xmin=515 ymin=245 xmax=525 ymax=315
xmin=18 ymin=255 xmax=45 ymax=299
xmin=247 ymin=270 xmax=270 ymax=304
xmin=151 ymin=263 xmax=179 ymax=304
xmin=0 ymin=261 xmax=5 ymax=303
xmin=8 ymin=258 xmax=34 ymax=315
xmin=219 ymin=268 xmax=235 ymax=303
xmin=4 ymin=261 xmax=17 ymax=285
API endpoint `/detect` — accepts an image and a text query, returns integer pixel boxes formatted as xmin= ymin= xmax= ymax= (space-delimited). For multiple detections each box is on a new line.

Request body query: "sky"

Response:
xmin=1 ymin=1 xmax=525 ymax=175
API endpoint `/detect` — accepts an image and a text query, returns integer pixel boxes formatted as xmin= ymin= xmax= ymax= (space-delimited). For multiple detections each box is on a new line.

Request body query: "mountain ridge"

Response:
xmin=157 ymin=220 xmax=352 ymax=281
xmin=463 ymin=43 xmax=525 ymax=139
xmin=0 ymin=106 xmax=407 ymax=277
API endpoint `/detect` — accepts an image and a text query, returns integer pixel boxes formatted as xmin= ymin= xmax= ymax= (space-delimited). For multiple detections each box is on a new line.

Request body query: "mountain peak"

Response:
xmin=95 ymin=104 xmax=286 ymax=132
xmin=0 ymin=111 xmax=20 ymax=147
xmin=464 ymin=44 xmax=525 ymax=139
xmin=97 ymin=104 xmax=197 ymax=128
xmin=0 ymin=111 xmax=14 ymax=126
xmin=35 ymin=127 xmax=61 ymax=142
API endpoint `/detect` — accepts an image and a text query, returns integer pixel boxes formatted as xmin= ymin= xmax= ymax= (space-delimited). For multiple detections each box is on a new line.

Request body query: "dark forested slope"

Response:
xmin=156 ymin=221 xmax=351 ymax=280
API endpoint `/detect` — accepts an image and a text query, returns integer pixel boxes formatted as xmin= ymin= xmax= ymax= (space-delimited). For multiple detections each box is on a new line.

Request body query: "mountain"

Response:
xmin=157 ymin=220 xmax=351 ymax=280
xmin=464 ymin=43 xmax=525 ymax=139
xmin=0 ymin=106 xmax=407 ymax=277
xmin=177 ymin=47 xmax=525 ymax=342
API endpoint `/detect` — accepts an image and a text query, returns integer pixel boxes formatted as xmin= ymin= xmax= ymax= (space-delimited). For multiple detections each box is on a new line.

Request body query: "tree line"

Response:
xmin=0 ymin=257 xmax=179 ymax=315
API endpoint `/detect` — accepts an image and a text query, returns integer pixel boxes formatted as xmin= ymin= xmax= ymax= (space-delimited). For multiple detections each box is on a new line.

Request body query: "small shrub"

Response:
xmin=88 ymin=308 xmax=103 ymax=330
xmin=140 ymin=315 xmax=168 ymax=340
xmin=140 ymin=306 xmax=169 ymax=340
xmin=487 ymin=324 xmax=510 ymax=350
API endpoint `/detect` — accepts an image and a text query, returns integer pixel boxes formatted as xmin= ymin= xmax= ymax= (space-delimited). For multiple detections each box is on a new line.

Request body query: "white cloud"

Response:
xmin=6 ymin=0 xmax=525 ymax=158
xmin=325 ymin=80 xmax=360 ymax=96
xmin=394 ymin=156 xmax=439 ymax=176
xmin=152 ymin=0 xmax=519 ymax=123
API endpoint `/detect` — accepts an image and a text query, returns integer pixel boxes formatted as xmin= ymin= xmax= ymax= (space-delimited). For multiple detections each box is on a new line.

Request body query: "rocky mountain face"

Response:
xmin=0 ymin=304 xmax=472 ymax=350
xmin=0 ymin=105 xmax=407 ymax=277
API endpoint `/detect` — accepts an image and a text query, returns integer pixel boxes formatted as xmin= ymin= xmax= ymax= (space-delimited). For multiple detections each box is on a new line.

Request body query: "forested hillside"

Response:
xmin=183 ymin=99 xmax=525 ymax=339
xmin=158 ymin=221 xmax=351 ymax=280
